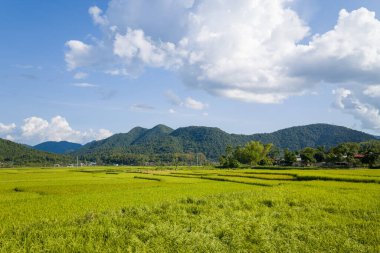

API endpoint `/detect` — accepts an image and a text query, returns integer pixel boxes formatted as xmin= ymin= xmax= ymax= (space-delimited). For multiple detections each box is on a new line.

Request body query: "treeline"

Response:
xmin=219 ymin=141 xmax=273 ymax=168
xmin=219 ymin=140 xmax=380 ymax=168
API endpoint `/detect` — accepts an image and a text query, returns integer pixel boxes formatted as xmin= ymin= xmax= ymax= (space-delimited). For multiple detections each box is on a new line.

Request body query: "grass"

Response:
xmin=0 ymin=166 xmax=379 ymax=252
xmin=134 ymin=175 xmax=162 ymax=181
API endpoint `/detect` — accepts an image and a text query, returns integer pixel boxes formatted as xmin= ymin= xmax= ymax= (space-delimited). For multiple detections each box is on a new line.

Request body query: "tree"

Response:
xmin=300 ymin=147 xmax=316 ymax=165
xmin=219 ymin=141 xmax=273 ymax=167
xmin=268 ymin=145 xmax=281 ymax=162
xmin=284 ymin=149 xmax=297 ymax=165
xmin=360 ymin=141 xmax=380 ymax=167
xmin=219 ymin=145 xmax=240 ymax=168
xmin=235 ymin=141 xmax=272 ymax=166
xmin=314 ymin=151 xmax=326 ymax=163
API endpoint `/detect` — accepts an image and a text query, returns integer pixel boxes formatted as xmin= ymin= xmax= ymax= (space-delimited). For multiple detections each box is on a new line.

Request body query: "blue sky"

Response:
xmin=1 ymin=0 xmax=380 ymax=145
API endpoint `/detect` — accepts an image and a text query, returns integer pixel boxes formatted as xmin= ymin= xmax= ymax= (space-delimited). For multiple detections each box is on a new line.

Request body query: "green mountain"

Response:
xmin=74 ymin=123 xmax=376 ymax=161
xmin=33 ymin=141 xmax=82 ymax=154
xmin=0 ymin=138 xmax=73 ymax=167
xmin=171 ymin=126 xmax=238 ymax=159
xmin=250 ymin=124 xmax=375 ymax=150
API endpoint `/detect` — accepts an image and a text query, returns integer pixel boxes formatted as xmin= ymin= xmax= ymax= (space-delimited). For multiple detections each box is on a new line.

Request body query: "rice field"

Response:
xmin=0 ymin=167 xmax=379 ymax=252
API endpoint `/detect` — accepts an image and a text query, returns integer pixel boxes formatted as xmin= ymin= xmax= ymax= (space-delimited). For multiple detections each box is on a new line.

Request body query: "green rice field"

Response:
xmin=1 ymin=167 xmax=379 ymax=252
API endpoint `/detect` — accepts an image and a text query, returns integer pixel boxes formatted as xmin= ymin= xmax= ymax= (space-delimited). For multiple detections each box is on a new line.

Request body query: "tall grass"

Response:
xmin=1 ymin=188 xmax=379 ymax=252
xmin=0 ymin=167 xmax=379 ymax=252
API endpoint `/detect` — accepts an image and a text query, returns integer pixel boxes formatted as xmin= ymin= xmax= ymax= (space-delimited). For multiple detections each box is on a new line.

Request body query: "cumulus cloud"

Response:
xmin=113 ymin=28 xmax=180 ymax=68
xmin=105 ymin=0 xmax=195 ymax=42
xmin=177 ymin=0 xmax=311 ymax=103
xmin=65 ymin=40 xmax=94 ymax=70
xmin=333 ymin=88 xmax=380 ymax=131
xmin=363 ymin=85 xmax=380 ymax=98
xmin=0 ymin=116 xmax=114 ymax=144
xmin=0 ymin=123 xmax=16 ymax=134
xmin=64 ymin=1 xmax=380 ymax=104
xmin=291 ymin=8 xmax=380 ymax=84
xmin=89 ymin=6 xmax=108 ymax=26
xmin=80 ymin=128 xmax=113 ymax=143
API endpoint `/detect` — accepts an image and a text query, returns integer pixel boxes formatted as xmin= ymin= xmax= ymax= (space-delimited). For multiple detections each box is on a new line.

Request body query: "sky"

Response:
xmin=1 ymin=0 xmax=380 ymax=145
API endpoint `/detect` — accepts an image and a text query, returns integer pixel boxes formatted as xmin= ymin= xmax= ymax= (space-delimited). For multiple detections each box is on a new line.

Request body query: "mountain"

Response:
xmin=171 ymin=126 xmax=238 ymax=159
xmin=33 ymin=141 xmax=82 ymax=154
xmin=76 ymin=125 xmax=182 ymax=156
xmin=1 ymin=124 xmax=377 ymax=166
xmin=250 ymin=124 xmax=375 ymax=150
xmin=0 ymin=138 xmax=73 ymax=166
xmin=73 ymin=123 xmax=377 ymax=161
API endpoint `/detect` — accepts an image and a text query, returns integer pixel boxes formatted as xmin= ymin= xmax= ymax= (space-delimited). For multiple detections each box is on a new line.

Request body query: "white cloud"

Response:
xmin=291 ymin=8 xmax=380 ymax=84
xmin=0 ymin=123 xmax=16 ymax=134
xmin=65 ymin=1 xmax=380 ymax=104
xmin=65 ymin=40 xmax=94 ymax=70
xmin=169 ymin=108 xmax=176 ymax=114
xmin=89 ymin=6 xmax=108 ymax=26
xmin=20 ymin=116 xmax=112 ymax=144
xmin=363 ymin=85 xmax=380 ymax=98
xmin=165 ymin=90 xmax=207 ymax=110
xmin=81 ymin=128 xmax=113 ymax=143
xmin=333 ymin=88 xmax=380 ymax=131
xmin=74 ymin=72 xmax=88 ymax=79
xmin=113 ymin=29 xmax=164 ymax=66
xmin=113 ymin=28 xmax=180 ymax=68
xmin=333 ymin=88 xmax=352 ymax=109
xmin=184 ymin=97 xmax=208 ymax=110
xmin=72 ymin=82 xmax=98 ymax=88
xmin=177 ymin=0 xmax=310 ymax=103
xmin=5 ymin=135 xmax=14 ymax=141
xmin=105 ymin=0 xmax=195 ymax=42
xmin=21 ymin=117 xmax=49 ymax=138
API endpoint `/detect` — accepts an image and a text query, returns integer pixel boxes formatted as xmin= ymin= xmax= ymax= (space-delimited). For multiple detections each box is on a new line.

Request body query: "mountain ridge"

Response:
xmin=33 ymin=141 xmax=82 ymax=154
xmin=0 ymin=138 xmax=72 ymax=166
xmin=72 ymin=123 xmax=377 ymax=160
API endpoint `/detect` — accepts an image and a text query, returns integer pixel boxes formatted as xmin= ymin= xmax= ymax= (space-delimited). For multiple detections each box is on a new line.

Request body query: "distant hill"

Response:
xmin=76 ymin=125 xmax=182 ymax=157
xmin=33 ymin=141 xmax=82 ymax=154
xmin=250 ymin=124 xmax=375 ymax=150
xmin=0 ymin=138 xmax=73 ymax=166
xmin=74 ymin=123 xmax=377 ymax=161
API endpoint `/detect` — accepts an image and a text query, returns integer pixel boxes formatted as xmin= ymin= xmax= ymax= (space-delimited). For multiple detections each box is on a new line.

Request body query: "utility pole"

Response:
xmin=77 ymin=156 xmax=79 ymax=167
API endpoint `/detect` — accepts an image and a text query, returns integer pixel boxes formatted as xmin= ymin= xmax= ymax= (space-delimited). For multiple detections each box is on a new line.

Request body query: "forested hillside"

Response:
xmin=0 ymin=139 xmax=73 ymax=167
xmin=250 ymin=124 xmax=375 ymax=150
xmin=3 ymin=124 xmax=376 ymax=166
xmin=33 ymin=141 xmax=82 ymax=154
xmin=73 ymin=123 xmax=376 ymax=162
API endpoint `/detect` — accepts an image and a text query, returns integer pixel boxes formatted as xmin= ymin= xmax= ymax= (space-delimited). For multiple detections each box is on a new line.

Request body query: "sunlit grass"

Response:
xmin=0 ymin=167 xmax=379 ymax=252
